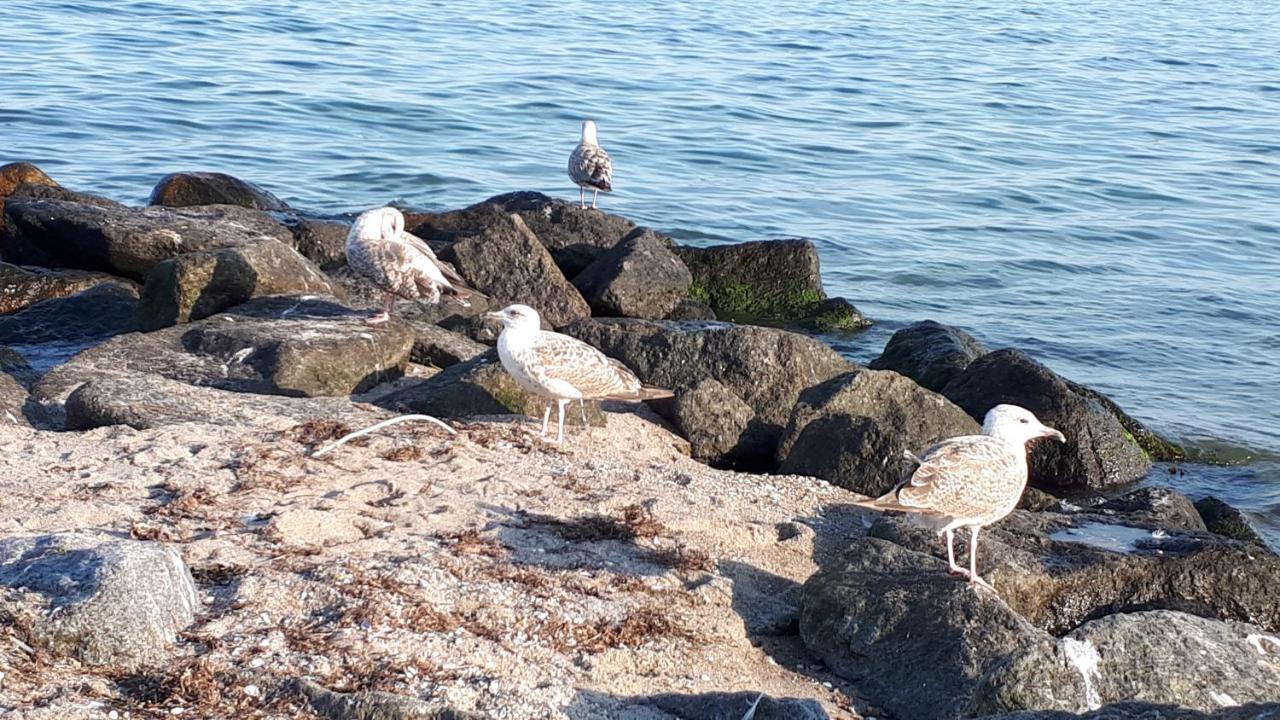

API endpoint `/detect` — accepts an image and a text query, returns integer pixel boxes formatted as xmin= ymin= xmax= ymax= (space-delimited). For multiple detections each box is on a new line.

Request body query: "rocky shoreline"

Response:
xmin=1 ymin=163 xmax=1278 ymax=719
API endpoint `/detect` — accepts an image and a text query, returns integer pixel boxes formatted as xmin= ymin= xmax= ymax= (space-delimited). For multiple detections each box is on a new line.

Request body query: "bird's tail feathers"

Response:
xmin=634 ymin=384 xmax=675 ymax=400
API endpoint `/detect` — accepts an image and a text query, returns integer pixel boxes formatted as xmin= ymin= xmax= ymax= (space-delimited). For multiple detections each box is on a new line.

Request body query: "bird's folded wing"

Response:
xmin=571 ymin=145 xmax=613 ymax=190
xmin=532 ymin=332 xmax=641 ymax=398
xmin=393 ymin=232 xmax=477 ymax=294
xmin=897 ymin=436 xmax=1019 ymax=510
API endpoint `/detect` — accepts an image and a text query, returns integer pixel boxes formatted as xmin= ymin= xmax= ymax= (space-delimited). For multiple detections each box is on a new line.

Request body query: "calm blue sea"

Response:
xmin=3 ymin=1 xmax=1278 ymax=539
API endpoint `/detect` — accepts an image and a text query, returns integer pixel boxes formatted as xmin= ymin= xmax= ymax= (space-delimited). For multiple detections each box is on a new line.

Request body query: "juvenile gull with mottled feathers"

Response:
xmin=345 ymin=206 xmax=479 ymax=324
xmin=568 ymin=119 xmax=613 ymax=209
xmin=486 ymin=304 xmax=672 ymax=442
xmin=854 ymin=404 xmax=1065 ymax=593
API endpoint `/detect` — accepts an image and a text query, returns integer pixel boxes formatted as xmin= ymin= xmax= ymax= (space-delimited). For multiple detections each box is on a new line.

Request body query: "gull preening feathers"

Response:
xmin=855 ymin=404 xmax=1066 ymax=593
xmin=486 ymin=304 xmax=672 ymax=443
xmin=345 ymin=206 xmax=479 ymax=324
xmin=568 ymin=120 xmax=613 ymax=209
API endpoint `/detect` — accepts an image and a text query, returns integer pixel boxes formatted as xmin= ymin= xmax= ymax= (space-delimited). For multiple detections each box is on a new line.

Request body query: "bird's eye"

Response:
xmin=1020 ymin=418 xmax=1029 ymax=424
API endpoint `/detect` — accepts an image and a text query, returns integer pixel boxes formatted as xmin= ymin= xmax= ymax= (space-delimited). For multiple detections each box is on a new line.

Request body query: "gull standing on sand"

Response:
xmin=486 ymin=304 xmax=672 ymax=443
xmin=345 ymin=206 xmax=479 ymax=324
xmin=854 ymin=404 xmax=1066 ymax=593
xmin=568 ymin=120 xmax=613 ymax=209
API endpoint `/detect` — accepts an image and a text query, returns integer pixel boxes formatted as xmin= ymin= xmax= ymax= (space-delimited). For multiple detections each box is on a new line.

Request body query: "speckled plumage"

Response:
xmin=568 ymin=120 xmax=613 ymax=208
xmin=345 ymin=207 xmax=476 ymax=321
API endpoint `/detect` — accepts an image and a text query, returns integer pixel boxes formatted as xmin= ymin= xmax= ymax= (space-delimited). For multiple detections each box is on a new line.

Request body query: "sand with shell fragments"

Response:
xmin=0 ymin=405 xmax=874 ymax=719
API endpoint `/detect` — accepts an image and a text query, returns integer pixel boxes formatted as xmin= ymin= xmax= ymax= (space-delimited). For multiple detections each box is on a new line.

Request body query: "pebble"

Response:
xmin=244 ymin=684 xmax=261 ymax=697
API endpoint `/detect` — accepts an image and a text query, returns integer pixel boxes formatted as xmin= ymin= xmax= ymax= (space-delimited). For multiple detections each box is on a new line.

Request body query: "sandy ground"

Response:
xmin=0 ymin=403 xmax=871 ymax=719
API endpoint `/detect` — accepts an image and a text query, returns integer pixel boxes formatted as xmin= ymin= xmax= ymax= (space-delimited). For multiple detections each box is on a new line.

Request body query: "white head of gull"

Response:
xmin=485 ymin=303 xmax=672 ymax=443
xmin=854 ymin=403 xmax=1065 ymax=593
xmin=567 ymin=119 xmax=613 ymax=209
xmin=344 ymin=206 xmax=478 ymax=324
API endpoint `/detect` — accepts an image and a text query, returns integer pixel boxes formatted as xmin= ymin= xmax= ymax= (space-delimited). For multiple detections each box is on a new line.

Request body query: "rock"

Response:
xmin=0 ymin=162 xmax=58 ymax=198
xmin=439 ymin=206 xmax=590 ymax=328
xmin=868 ymin=506 xmax=1280 ymax=636
xmin=571 ymin=230 xmax=692 ymax=319
xmin=1195 ymin=496 xmax=1269 ymax=548
xmin=665 ymin=298 xmax=716 ymax=321
xmin=377 ymin=351 xmax=603 ymax=427
xmin=134 ymin=239 xmax=342 ymax=330
xmin=647 ymin=691 xmax=830 ymax=720
xmin=32 ymin=296 xmax=413 ymax=427
xmin=869 ymin=320 xmax=990 ymax=393
xmin=793 ymin=297 xmax=871 ymax=333
xmin=281 ymin=214 xmax=350 ymax=270
xmin=1 ymin=370 xmax=28 ymax=426
xmin=3 ymin=198 xmax=294 ymax=280
xmin=0 ymin=262 xmax=135 ymax=315
xmin=1094 ymin=486 xmax=1205 ymax=532
xmin=652 ymin=378 xmax=769 ymax=468
xmin=562 ymin=318 xmax=856 ymax=467
xmin=976 ymin=704 xmax=1280 ymax=720
xmin=675 ymin=239 xmax=830 ymax=324
xmin=0 ymin=533 xmax=198 ymax=669
xmin=410 ymin=324 xmax=488 ymax=368
xmin=148 ymin=171 xmax=290 ymax=211
xmin=799 ymin=538 xmax=1046 ymax=720
xmin=0 ymin=283 xmax=139 ymax=348
xmin=972 ymin=610 xmax=1280 ymax=716
xmin=4 ymin=181 xmax=123 ymax=208
xmin=941 ymin=349 xmax=1151 ymax=491
xmin=63 ymin=373 xmax=376 ymax=431
xmin=1070 ymin=383 xmax=1187 ymax=462
xmin=776 ymin=369 xmax=980 ymax=496
xmin=289 ymin=678 xmax=486 ymax=720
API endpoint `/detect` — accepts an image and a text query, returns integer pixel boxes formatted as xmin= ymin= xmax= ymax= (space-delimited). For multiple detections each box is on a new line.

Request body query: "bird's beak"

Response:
xmin=1041 ymin=426 xmax=1066 ymax=442
xmin=482 ymin=311 xmax=503 ymax=323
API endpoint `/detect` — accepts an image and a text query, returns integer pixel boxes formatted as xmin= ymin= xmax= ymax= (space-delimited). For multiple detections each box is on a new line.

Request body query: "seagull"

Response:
xmin=854 ymin=404 xmax=1066 ymax=593
xmin=568 ymin=120 xmax=613 ymax=209
xmin=485 ymin=304 xmax=673 ymax=443
xmin=344 ymin=206 xmax=479 ymax=324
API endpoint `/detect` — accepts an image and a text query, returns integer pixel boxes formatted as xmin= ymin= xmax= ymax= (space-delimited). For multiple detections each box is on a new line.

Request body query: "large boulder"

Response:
xmin=32 ymin=295 xmax=413 ymax=427
xmin=439 ymin=206 xmax=590 ymax=328
xmin=800 ymin=538 xmax=1047 ymax=720
xmin=0 ymin=533 xmax=198 ymax=669
xmin=563 ymin=318 xmax=856 ymax=466
xmin=869 ymin=320 xmax=990 ymax=393
xmin=1195 ymin=496 xmax=1270 ymax=548
xmin=409 ymin=324 xmax=488 ymax=368
xmin=134 ymin=239 xmax=342 ymax=330
xmin=0 ymin=262 xmax=135 ymax=315
xmin=0 ymin=162 xmax=58 ymax=198
xmin=281 ymin=214 xmax=351 ymax=270
xmin=776 ymin=369 xmax=981 ymax=496
xmin=377 ymin=350 xmax=603 ymax=427
xmin=0 ymin=283 xmax=139 ymax=350
xmin=571 ymin=229 xmax=692 ymax=319
xmin=148 ymin=171 xmax=290 ymax=211
xmin=653 ymin=378 xmax=769 ymax=468
xmin=973 ymin=610 xmax=1280 ymax=716
xmin=3 ymin=198 xmax=294 ymax=280
xmin=941 ymin=349 xmax=1151 ymax=491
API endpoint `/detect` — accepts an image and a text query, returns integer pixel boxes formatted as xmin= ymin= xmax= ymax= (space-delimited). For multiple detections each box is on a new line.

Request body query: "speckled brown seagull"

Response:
xmin=486 ymin=304 xmax=672 ymax=443
xmin=854 ymin=404 xmax=1066 ymax=593
xmin=568 ymin=120 xmax=613 ymax=209
xmin=345 ymin=206 xmax=479 ymax=324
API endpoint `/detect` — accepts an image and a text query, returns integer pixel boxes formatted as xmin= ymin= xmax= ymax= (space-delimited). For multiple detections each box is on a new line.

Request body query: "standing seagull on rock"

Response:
xmin=568 ymin=120 xmax=613 ymax=209
xmin=854 ymin=404 xmax=1065 ymax=593
xmin=486 ymin=304 xmax=672 ymax=443
xmin=345 ymin=206 xmax=478 ymax=324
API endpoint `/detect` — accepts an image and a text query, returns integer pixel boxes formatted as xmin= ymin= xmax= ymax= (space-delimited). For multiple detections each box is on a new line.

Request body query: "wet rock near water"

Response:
xmin=869 ymin=319 xmax=991 ymax=393
xmin=0 ymin=533 xmax=198 ymax=669
xmin=134 ymin=238 xmax=342 ymax=330
xmin=149 ymin=171 xmax=291 ymax=211
xmin=776 ymin=368 xmax=980 ymax=496
xmin=564 ymin=317 xmax=856 ymax=468
xmin=0 ymin=162 xmax=59 ymax=198
xmin=1195 ymin=496 xmax=1270 ymax=548
xmin=2 ymin=198 xmax=294 ymax=280
xmin=0 ymin=261 xmax=136 ymax=315
xmin=941 ymin=348 xmax=1152 ymax=491
xmin=486 ymin=191 xmax=652 ymax=277
xmin=571 ymin=228 xmax=692 ymax=319
xmin=793 ymin=297 xmax=871 ymax=333
xmin=665 ymin=298 xmax=716 ymax=321
xmin=0 ymin=283 xmax=139 ymax=348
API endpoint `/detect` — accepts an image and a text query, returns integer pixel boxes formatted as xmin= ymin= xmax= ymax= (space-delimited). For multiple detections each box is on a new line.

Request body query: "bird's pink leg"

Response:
xmin=968 ymin=527 xmax=996 ymax=593
xmin=945 ymin=528 xmax=967 ymax=577
xmin=541 ymin=404 xmax=551 ymax=437
xmin=579 ymin=187 xmax=586 ymax=209
xmin=366 ymin=292 xmax=393 ymax=325
xmin=555 ymin=399 xmax=568 ymax=443
xmin=591 ymin=188 xmax=599 ymax=209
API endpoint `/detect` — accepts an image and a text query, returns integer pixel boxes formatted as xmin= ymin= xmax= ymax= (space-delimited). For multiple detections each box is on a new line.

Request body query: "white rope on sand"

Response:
xmin=311 ymin=414 xmax=456 ymax=458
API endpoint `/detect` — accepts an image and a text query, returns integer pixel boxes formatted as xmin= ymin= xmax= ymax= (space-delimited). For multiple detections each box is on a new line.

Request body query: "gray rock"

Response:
xmin=941 ymin=349 xmax=1151 ymax=491
xmin=799 ymin=538 xmax=1046 ymax=720
xmin=290 ymin=678 xmax=485 ymax=720
xmin=0 ymin=533 xmax=198 ymax=669
xmin=651 ymin=378 xmax=768 ymax=468
xmin=0 ymin=262 xmax=134 ymax=315
xmin=439 ymin=207 xmax=590 ymax=328
xmin=665 ymin=298 xmax=716 ymax=321
xmin=0 ymin=162 xmax=58 ymax=199
xmin=869 ymin=319 xmax=990 ymax=393
xmin=409 ymin=324 xmax=488 ymax=368
xmin=1 ymin=366 xmax=28 ymax=426
xmin=562 ymin=318 xmax=856 ymax=467
xmin=0 ymin=283 xmax=139 ymax=347
xmin=1094 ymin=486 xmax=1206 ymax=532
xmin=377 ymin=350 xmax=603 ymax=427
xmin=1195 ymin=496 xmax=1269 ymax=548
xmin=282 ymin=214 xmax=351 ymax=270
xmin=148 ymin=171 xmax=290 ymax=211
xmin=3 ymin=198 xmax=294 ymax=280
xmin=326 ymin=263 xmax=492 ymax=332
xmin=972 ymin=610 xmax=1280 ymax=716
xmin=32 ymin=295 xmax=413 ymax=427
xmin=776 ymin=369 xmax=980 ymax=496
xmin=134 ymin=239 xmax=342 ymax=330
xmin=976 ymin=704 xmax=1280 ymax=720
xmin=647 ymin=691 xmax=830 ymax=720
xmin=674 ymin=239 xmax=829 ymax=325
xmin=793 ymin=297 xmax=872 ymax=333
xmin=571 ymin=229 xmax=692 ymax=319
